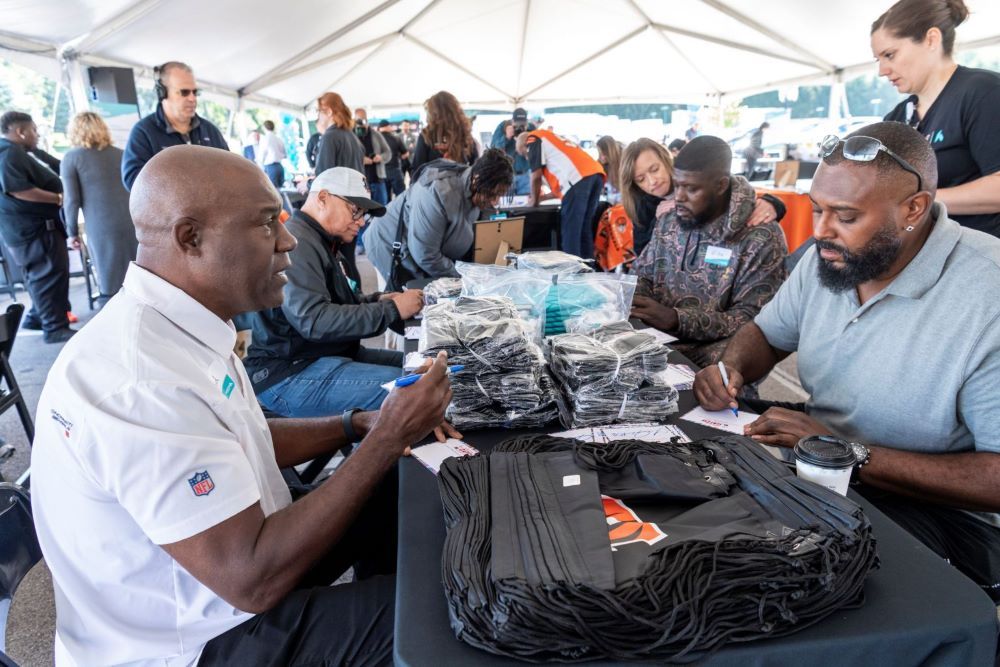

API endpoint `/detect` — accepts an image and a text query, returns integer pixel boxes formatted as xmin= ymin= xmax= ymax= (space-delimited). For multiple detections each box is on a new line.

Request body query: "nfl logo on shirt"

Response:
xmin=188 ymin=471 xmax=215 ymax=497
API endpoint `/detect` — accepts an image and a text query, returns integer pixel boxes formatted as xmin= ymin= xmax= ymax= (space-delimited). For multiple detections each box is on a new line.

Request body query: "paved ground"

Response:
xmin=2 ymin=259 xmax=807 ymax=666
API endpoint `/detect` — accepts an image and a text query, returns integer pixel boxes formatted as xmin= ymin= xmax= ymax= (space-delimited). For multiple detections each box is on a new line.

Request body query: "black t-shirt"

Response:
xmin=527 ymin=137 xmax=543 ymax=173
xmin=884 ymin=66 xmax=1000 ymax=236
xmin=0 ymin=138 xmax=62 ymax=245
xmin=382 ymin=131 xmax=404 ymax=169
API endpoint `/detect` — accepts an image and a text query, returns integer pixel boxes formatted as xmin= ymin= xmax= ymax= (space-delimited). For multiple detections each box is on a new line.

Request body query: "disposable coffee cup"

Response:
xmin=794 ymin=435 xmax=855 ymax=496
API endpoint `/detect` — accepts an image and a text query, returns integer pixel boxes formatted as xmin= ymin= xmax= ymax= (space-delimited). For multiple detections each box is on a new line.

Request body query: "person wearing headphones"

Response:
xmin=122 ymin=61 xmax=229 ymax=190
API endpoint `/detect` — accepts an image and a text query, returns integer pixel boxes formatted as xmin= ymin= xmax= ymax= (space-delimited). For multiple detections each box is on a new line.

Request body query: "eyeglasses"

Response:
xmin=819 ymin=134 xmax=923 ymax=194
xmin=175 ymin=88 xmax=200 ymax=98
xmin=335 ymin=196 xmax=366 ymax=221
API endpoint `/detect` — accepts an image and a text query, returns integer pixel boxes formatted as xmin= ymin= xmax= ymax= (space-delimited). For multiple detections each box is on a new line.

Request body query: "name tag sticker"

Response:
xmin=704 ymin=245 xmax=733 ymax=267
xmin=221 ymin=375 xmax=235 ymax=398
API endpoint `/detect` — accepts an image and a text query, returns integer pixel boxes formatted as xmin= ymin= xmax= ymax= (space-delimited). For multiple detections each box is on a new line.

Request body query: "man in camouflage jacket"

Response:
xmin=631 ymin=136 xmax=787 ymax=368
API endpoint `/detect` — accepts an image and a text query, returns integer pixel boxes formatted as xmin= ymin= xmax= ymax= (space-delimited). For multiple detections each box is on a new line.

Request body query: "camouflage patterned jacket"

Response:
xmin=632 ymin=175 xmax=787 ymax=367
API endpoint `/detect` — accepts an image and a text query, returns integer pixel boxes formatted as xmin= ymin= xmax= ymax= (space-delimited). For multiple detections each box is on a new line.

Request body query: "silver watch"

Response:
xmin=849 ymin=441 xmax=870 ymax=467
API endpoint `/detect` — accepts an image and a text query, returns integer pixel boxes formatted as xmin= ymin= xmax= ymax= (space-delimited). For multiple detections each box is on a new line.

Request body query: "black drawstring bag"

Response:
xmin=438 ymin=435 xmax=879 ymax=662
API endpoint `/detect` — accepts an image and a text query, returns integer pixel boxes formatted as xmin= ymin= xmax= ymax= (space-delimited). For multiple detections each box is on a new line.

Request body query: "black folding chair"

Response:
xmin=0 ymin=305 xmax=35 ymax=489
xmin=0 ymin=482 xmax=42 ymax=666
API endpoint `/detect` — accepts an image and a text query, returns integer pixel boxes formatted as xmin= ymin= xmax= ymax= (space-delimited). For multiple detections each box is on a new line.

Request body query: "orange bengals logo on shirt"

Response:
xmin=602 ymin=495 xmax=667 ymax=551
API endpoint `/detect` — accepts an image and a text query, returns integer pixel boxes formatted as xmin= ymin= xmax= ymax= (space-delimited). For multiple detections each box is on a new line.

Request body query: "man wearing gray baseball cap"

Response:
xmin=245 ymin=167 xmax=426 ymax=418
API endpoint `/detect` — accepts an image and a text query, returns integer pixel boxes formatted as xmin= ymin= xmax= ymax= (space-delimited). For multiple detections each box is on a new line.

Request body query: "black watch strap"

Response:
xmin=342 ymin=407 xmax=364 ymax=443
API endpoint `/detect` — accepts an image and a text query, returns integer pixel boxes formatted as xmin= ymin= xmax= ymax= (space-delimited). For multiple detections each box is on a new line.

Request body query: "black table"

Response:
xmin=394 ymin=351 xmax=999 ymax=666
xmin=490 ymin=205 xmax=561 ymax=250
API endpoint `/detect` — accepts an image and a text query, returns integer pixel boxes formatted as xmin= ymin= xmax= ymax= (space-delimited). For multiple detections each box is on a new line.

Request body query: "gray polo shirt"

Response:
xmin=755 ymin=204 xmax=1000 ymax=463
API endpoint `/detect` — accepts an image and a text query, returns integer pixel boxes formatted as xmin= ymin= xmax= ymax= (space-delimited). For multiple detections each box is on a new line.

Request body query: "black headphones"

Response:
xmin=153 ymin=63 xmax=168 ymax=101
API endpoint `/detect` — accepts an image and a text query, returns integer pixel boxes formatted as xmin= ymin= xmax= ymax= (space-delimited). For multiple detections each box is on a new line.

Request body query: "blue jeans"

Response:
xmin=385 ymin=167 xmax=405 ymax=199
xmin=264 ymin=163 xmax=284 ymax=189
xmin=257 ymin=348 xmax=404 ymax=417
xmin=369 ymin=181 xmax=388 ymax=205
xmin=559 ymin=174 xmax=603 ymax=259
xmin=514 ymin=172 xmax=531 ymax=196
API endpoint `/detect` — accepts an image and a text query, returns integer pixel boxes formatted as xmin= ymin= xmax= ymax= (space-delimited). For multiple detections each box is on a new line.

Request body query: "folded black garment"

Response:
xmin=547 ymin=322 xmax=678 ymax=427
xmin=423 ymin=296 xmax=558 ymax=430
xmin=439 ymin=435 xmax=878 ymax=662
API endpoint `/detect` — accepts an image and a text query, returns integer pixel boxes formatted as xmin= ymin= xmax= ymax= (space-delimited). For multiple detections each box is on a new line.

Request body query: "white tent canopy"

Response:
xmin=2 ymin=0 xmax=999 ymax=112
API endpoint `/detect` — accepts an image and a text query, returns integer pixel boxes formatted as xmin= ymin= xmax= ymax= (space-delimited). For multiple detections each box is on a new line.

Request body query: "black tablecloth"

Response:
xmin=394 ymin=351 xmax=999 ymax=666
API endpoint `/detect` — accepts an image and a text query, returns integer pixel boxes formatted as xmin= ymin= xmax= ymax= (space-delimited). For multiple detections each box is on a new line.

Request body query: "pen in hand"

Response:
xmin=394 ymin=364 xmax=464 ymax=388
xmin=716 ymin=361 xmax=739 ymax=418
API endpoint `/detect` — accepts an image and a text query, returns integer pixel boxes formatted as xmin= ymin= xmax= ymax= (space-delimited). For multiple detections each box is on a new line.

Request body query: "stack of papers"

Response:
xmin=554 ymin=422 xmax=691 ymax=444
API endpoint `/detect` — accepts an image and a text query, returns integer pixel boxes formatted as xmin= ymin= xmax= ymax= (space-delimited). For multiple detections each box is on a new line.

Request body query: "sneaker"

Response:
xmin=21 ymin=315 xmax=42 ymax=330
xmin=43 ymin=327 xmax=76 ymax=344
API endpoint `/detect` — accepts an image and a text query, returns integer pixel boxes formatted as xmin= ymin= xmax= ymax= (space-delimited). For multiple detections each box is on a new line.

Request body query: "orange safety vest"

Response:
xmin=594 ymin=204 xmax=635 ymax=272
xmin=524 ymin=129 xmax=604 ymax=199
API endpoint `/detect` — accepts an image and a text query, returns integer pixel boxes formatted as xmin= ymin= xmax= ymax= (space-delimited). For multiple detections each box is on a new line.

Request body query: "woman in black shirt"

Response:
xmin=872 ymin=0 xmax=1000 ymax=236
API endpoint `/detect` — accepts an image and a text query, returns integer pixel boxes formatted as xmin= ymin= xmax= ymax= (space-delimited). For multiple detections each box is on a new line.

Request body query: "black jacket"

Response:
xmin=121 ymin=105 xmax=229 ymax=190
xmin=244 ymin=210 xmax=401 ymax=392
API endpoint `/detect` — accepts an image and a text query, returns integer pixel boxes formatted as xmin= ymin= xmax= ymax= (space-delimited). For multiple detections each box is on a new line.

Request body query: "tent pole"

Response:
xmin=59 ymin=50 xmax=91 ymax=115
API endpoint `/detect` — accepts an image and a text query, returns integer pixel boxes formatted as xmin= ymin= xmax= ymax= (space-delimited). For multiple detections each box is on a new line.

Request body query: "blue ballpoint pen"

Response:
xmin=716 ymin=361 xmax=739 ymax=418
xmin=394 ymin=364 xmax=464 ymax=388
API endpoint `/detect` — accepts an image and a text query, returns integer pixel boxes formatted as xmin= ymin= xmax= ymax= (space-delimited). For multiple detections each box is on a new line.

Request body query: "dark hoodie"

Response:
xmin=631 ymin=175 xmax=787 ymax=367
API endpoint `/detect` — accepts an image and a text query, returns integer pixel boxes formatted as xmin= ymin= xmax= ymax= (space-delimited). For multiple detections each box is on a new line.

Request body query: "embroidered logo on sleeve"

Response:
xmin=188 ymin=471 xmax=215 ymax=496
xmin=51 ymin=409 xmax=73 ymax=438
xmin=221 ymin=375 xmax=235 ymax=398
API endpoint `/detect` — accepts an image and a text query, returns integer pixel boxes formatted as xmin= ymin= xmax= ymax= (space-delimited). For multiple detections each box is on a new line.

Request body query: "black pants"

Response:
xmin=199 ymin=470 xmax=399 ymax=665
xmin=5 ymin=226 xmax=70 ymax=331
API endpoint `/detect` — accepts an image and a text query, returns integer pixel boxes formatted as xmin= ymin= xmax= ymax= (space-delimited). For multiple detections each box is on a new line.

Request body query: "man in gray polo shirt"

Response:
xmin=693 ymin=121 xmax=1000 ymax=602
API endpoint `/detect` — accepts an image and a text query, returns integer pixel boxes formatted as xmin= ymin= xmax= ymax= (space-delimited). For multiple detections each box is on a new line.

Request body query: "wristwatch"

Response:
xmin=341 ymin=407 xmax=364 ymax=443
xmin=849 ymin=441 xmax=871 ymax=486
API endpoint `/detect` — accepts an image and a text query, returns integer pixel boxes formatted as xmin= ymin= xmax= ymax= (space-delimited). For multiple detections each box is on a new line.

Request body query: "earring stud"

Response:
xmin=905 ymin=225 xmax=915 ymax=232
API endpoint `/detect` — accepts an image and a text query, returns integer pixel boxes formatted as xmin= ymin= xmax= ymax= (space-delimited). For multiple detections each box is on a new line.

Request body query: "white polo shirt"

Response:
xmin=31 ymin=264 xmax=292 ymax=666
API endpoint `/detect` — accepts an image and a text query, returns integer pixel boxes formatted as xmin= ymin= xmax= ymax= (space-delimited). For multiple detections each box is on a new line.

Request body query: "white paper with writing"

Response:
xmin=554 ymin=422 xmax=691 ymax=444
xmin=680 ymin=406 xmax=759 ymax=435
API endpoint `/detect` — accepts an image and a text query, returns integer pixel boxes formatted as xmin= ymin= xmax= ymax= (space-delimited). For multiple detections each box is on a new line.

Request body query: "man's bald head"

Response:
xmin=129 ymin=145 xmax=294 ymax=320
xmin=131 ymin=145 xmax=278 ymax=248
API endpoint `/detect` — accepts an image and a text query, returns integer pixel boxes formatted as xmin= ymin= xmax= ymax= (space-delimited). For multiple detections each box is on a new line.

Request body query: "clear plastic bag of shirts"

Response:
xmin=544 ymin=273 xmax=638 ymax=337
xmin=511 ymin=250 xmax=593 ymax=274
xmin=420 ymin=296 xmax=559 ymax=429
xmin=455 ymin=262 xmax=551 ymax=341
xmin=423 ymin=277 xmax=463 ymax=306
xmin=547 ymin=321 xmax=678 ymax=427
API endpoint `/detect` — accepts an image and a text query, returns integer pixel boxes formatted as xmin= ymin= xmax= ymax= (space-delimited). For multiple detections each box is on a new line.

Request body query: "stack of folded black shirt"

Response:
xmin=438 ymin=434 xmax=879 ymax=662
xmin=547 ymin=321 xmax=678 ymax=426
xmin=421 ymin=296 xmax=558 ymax=429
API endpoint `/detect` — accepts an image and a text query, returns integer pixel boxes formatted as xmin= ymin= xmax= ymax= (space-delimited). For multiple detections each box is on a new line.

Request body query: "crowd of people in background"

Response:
xmin=3 ymin=0 xmax=1000 ymax=664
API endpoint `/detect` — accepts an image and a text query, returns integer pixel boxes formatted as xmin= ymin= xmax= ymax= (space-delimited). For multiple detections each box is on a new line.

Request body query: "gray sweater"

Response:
xmin=315 ymin=127 xmax=364 ymax=175
xmin=60 ymin=146 xmax=137 ymax=295
xmin=366 ymin=164 xmax=480 ymax=279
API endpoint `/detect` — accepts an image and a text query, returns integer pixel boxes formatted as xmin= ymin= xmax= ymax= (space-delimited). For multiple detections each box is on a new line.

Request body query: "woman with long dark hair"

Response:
xmin=409 ymin=91 xmax=479 ymax=173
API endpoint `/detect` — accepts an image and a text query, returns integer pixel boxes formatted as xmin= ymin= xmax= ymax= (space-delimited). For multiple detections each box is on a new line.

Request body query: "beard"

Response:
xmin=815 ymin=223 xmax=902 ymax=293
xmin=675 ymin=206 xmax=704 ymax=231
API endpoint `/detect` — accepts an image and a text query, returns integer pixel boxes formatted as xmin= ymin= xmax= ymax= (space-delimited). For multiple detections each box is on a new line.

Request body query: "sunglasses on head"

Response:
xmin=174 ymin=88 xmax=200 ymax=98
xmin=819 ymin=134 xmax=923 ymax=194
